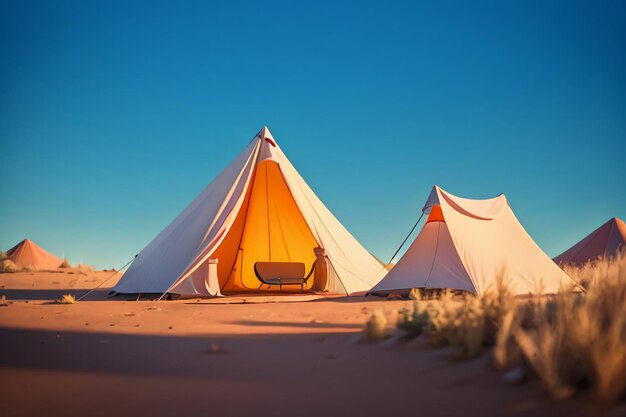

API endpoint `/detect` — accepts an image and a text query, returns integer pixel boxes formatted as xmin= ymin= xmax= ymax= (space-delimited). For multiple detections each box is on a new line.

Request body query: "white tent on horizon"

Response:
xmin=112 ymin=127 xmax=387 ymax=297
xmin=369 ymin=186 xmax=577 ymax=296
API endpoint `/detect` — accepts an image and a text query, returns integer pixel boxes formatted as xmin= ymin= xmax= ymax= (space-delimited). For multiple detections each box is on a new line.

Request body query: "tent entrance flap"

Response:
xmin=211 ymin=160 xmax=319 ymax=292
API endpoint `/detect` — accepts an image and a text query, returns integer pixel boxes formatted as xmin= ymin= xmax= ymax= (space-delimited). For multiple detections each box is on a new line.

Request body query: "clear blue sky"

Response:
xmin=1 ymin=1 xmax=625 ymax=269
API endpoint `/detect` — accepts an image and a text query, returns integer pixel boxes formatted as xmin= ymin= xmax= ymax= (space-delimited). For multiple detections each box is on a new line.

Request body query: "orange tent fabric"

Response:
xmin=209 ymin=160 xmax=319 ymax=292
xmin=5 ymin=239 xmax=63 ymax=270
xmin=426 ymin=204 xmax=445 ymax=223
xmin=554 ymin=217 xmax=626 ymax=266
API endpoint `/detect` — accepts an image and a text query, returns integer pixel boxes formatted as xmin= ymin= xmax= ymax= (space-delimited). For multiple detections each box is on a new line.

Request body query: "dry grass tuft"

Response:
xmin=363 ymin=310 xmax=389 ymax=342
xmin=58 ymin=294 xmax=76 ymax=304
xmin=493 ymin=307 xmax=521 ymax=370
xmin=373 ymin=252 xmax=626 ymax=405
xmin=397 ymin=298 xmax=430 ymax=338
xmin=1 ymin=259 xmax=19 ymax=273
xmin=443 ymin=297 xmax=486 ymax=359
xmin=58 ymin=258 xmax=72 ymax=268
xmin=394 ymin=274 xmax=514 ymax=360
xmin=508 ymin=296 xmax=578 ymax=399
xmin=495 ymin=250 xmax=626 ymax=404
xmin=562 ymin=251 xmax=623 ymax=291
xmin=402 ymin=253 xmax=626 ymax=403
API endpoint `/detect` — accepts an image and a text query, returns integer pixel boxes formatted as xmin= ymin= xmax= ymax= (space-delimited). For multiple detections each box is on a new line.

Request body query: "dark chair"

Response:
xmin=253 ymin=260 xmax=318 ymax=290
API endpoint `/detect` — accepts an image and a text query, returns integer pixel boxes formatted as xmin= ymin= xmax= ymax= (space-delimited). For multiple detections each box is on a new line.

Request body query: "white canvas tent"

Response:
xmin=113 ymin=127 xmax=387 ymax=296
xmin=369 ymin=186 xmax=575 ymax=296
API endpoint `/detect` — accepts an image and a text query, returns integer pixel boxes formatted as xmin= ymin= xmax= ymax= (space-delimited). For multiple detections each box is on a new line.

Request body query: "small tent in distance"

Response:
xmin=369 ymin=186 xmax=576 ymax=296
xmin=4 ymin=238 xmax=63 ymax=270
xmin=112 ymin=126 xmax=387 ymax=297
xmin=554 ymin=217 xmax=626 ymax=266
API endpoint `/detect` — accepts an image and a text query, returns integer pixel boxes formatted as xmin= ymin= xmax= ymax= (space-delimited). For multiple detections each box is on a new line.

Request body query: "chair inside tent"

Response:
xmin=179 ymin=159 xmax=336 ymax=294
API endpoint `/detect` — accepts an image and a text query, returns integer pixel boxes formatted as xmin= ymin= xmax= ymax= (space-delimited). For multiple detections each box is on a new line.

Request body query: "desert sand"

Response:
xmin=0 ymin=270 xmax=621 ymax=417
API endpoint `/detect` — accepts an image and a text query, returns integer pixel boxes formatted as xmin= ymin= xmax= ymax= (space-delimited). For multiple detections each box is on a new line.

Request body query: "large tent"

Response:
xmin=113 ymin=127 xmax=387 ymax=296
xmin=369 ymin=186 xmax=575 ymax=296
xmin=5 ymin=238 xmax=63 ymax=270
xmin=554 ymin=217 xmax=626 ymax=266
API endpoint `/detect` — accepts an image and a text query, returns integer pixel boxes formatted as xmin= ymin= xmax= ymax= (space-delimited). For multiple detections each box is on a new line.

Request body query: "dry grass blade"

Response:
xmin=493 ymin=307 xmax=519 ymax=370
xmin=513 ymin=326 xmax=575 ymax=400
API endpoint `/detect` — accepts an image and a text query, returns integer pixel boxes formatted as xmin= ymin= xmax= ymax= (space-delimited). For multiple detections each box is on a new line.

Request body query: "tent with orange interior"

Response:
xmin=5 ymin=238 xmax=63 ymax=270
xmin=112 ymin=127 xmax=387 ymax=297
xmin=554 ymin=217 xmax=626 ymax=266
xmin=369 ymin=186 xmax=577 ymax=296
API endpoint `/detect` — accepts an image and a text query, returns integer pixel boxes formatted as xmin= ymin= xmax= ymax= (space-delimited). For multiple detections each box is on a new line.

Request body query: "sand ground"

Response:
xmin=0 ymin=270 xmax=622 ymax=417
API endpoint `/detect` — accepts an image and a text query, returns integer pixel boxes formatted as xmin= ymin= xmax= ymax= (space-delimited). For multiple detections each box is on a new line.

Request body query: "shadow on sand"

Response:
xmin=230 ymin=320 xmax=362 ymax=329
xmin=0 ymin=326 xmax=350 ymax=380
xmin=0 ymin=325 xmax=592 ymax=417
xmin=0 ymin=288 xmax=113 ymax=301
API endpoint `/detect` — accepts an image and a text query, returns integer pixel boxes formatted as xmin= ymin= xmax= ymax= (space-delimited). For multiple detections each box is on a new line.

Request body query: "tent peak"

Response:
xmin=13 ymin=238 xmax=40 ymax=250
xmin=256 ymin=126 xmax=278 ymax=148
xmin=603 ymin=217 xmax=625 ymax=233
xmin=608 ymin=217 xmax=626 ymax=234
xmin=422 ymin=185 xmax=441 ymax=213
xmin=259 ymin=125 xmax=274 ymax=138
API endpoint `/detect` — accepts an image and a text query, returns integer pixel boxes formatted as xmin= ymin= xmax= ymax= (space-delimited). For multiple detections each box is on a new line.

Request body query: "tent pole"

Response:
xmin=387 ymin=211 xmax=425 ymax=265
xmin=365 ymin=212 xmax=425 ymax=296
